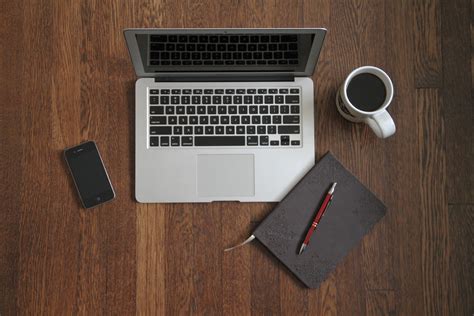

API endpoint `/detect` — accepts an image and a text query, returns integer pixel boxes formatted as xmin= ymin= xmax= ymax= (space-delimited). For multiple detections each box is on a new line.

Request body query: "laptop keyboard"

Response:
xmin=148 ymin=87 xmax=302 ymax=147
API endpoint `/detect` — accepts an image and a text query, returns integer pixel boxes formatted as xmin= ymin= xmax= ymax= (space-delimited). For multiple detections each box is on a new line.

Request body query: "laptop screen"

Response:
xmin=132 ymin=31 xmax=318 ymax=74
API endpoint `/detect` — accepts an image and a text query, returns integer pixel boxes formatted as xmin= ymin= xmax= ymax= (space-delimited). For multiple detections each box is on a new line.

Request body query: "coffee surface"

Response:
xmin=347 ymin=73 xmax=386 ymax=112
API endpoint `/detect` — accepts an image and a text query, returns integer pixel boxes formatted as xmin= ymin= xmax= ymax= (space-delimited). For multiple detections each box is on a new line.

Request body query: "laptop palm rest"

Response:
xmin=197 ymin=154 xmax=255 ymax=198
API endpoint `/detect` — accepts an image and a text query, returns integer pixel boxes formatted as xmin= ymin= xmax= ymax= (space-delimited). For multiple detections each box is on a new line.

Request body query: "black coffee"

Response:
xmin=347 ymin=73 xmax=386 ymax=112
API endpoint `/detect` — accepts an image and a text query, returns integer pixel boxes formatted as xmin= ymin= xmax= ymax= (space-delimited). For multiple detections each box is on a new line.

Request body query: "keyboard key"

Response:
xmin=221 ymin=116 xmax=229 ymax=124
xmin=269 ymin=89 xmax=278 ymax=94
xmin=260 ymin=136 xmax=269 ymax=146
xmin=150 ymin=116 xmax=166 ymax=125
xmin=182 ymin=89 xmax=192 ymax=94
xmin=291 ymin=140 xmax=300 ymax=146
xmin=236 ymin=126 xmax=245 ymax=134
xmin=150 ymin=106 xmax=164 ymax=115
xmin=223 ymin=96 xmax=232 ymax=104
xmin=225 ymin=89 xmax=235 ymax=94
xmin=207 ymin=106 xmax=217 ymax=114
xmin=242 ymin=116 xmax=250 ymax=124
xmin=280 ymin=105 xmax=289 ymax=114
xmin=194 ymin=126 xmax=203 ymax=135
xmin=184 ymin=126 xmax=193 ymax=134
xmin=252 ymin=116 xmax=261 ymax=124
xmin=259 ymin=105 xmax=268 ymax=114
xmin=200 ymin=116 xmax=209 ymax=124
xmin=205 ymin=126 xmax=214 ymax=134
xmin=244 ymin=96 xmax=252 ymax=104
xmin=228 ymin=106 xmax=237 ymax=114
xmin=166 ymin=106 xmax=174 ymax=114
xmin=270 ymin=105 xmax=279 ymax=114
xmin=171 ymin=136 xmax=180 ymax=146
xmin=226 ymin=126 xmax=235 ymax=134
xmin=186 ymin=106 xmax=196 ymax=114
xmin=204 ymin=89 xmax=213 ymax=94
xmin=160 ymin=96 xmax=170 ymax=104
xmin=213 ymin=96 xmax=222 ymax=104
xmin=280 ymin=135 xmax=290 ymax=146
xmin=190 ymin=116 xmax=198 ymax=124
xmin=239 ymin=106 xmax=248 ymax=114
xmin=279 ymin=88 xmax=289 ymax=94
xmin=176 ymin=106 xmax=185 ymax=114
xmin=172 ymin=89 xmax=181 ymax=94
xmin=195 ymin=136 xmax=245 ymax=146
xmin=246 ymin=136 xmax=258 ymax=146
xmin=202 ymin=95 xmax=211 ymax=104
xmin=161 ymin=89 xmax=170 ymax=94
xmin=283 ymin=115 xmax=300 ymax=124
xmin=262 ymin=115 xmax=271 ymax=124
xmin=236 ymin=89 xmax=246 ymax=94
xmin=168 ymin=116 xmax=177 ymax=125
xmin=192 ymin=96 xmax=201 ymax=104
xmin=278 ymin=125 xmax=300 ymax=134
xmin=197 ymin=106 xmax=206 ymax=114
xmin=275 ymin=95 xmax=284 ymax=104
xmin=160 ymin=136 xmax=170 ymax=146
xmin=216 ymin=126 xmax=224 ymax=134
xmin=174 ymin=126 xmax=183 ymax=135
xmin=210 ymin=116 xmax=219 ymax=124
xmin=264 ymin=95 xmax=273 ymax=104
xmin=268 ymin=125 xmax=276 ymax=134
xmin=272 ymin=115 xmax=282 ymax=124
xmin=231 ymin=116 xmax=240 ymax=124
xmin=233 ymin=96 xmax=242 ymax=104
xmin=193 ymin=89 xmax=202 ymax=94
xmin=246 ymin=126 xmax=255 ymax=134
xmin=257 ymin=126 xmax=266 ymax=134
xmin=247 ymin=89 xmax=256 ymax=94
xmin=150 ymin=136 xmax=159 ymax=146
xmin=291 ymin=105 xmax=300 ymax=114
xmin=150 ymin=96 xmax=159 ymax=104
xmin=290 ymin=88 xmax=299 ymax=94
xmin=150 ymin=89 xmax=159 ymax=94
xmin=171 ymin=96 xmax=179 ymax=104
xmin=258 ymin=89 xmax=267 ymax=94
xmin=285 ymin=95 xmax=300 ymax=104
xmin=181 ymin=96 xmax=190 ymax=104
xmin=218 ymin=106 xmax=226 ymax=114
xmin=254 ymin=95 xmax=263 ymax=104
xmin=270 ymin=140 xmax=279 ymax=146
xmin=249 ymin=106 xmax=258 ymax=114
xmin=215 ymin=89 xmax=224 ymax=94
xmin=182 ymin=136 xmax=193 ymax=146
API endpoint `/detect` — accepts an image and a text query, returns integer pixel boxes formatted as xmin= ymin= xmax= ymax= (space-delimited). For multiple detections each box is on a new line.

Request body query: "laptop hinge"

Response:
xmin=154 ymin=74 xmax=295 ymax=82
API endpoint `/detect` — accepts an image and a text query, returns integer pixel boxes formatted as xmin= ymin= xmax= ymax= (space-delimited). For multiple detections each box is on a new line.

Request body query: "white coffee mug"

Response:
xmin=336 ymin=66 xmax=396 ymax=138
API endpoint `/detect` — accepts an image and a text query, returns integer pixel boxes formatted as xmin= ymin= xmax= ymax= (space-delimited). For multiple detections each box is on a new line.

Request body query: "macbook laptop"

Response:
xmin=124 ymin=28 xmax=326 ymax=202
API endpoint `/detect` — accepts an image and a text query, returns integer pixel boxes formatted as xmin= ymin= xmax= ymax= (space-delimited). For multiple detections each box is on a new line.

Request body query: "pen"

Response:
xmin=298 ymin=182 xmax=337 ymax=255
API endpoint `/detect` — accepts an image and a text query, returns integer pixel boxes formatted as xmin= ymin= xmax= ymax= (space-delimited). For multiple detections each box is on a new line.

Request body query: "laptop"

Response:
xmin=124 ymin=28 xmax=326 ymax=202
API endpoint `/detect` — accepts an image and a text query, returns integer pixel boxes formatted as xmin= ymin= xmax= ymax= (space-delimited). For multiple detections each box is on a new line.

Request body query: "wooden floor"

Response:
xmin=1 ymin=0 xmax=472 ymax=315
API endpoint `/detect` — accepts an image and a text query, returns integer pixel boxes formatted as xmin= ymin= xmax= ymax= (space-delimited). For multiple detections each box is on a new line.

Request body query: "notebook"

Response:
xmin=252 ymin=152 xmax=387 ymax=288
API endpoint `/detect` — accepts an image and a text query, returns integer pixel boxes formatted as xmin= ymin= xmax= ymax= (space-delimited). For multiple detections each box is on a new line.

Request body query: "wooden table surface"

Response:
xmin=1 ymin=0 xmax=472 ymax=315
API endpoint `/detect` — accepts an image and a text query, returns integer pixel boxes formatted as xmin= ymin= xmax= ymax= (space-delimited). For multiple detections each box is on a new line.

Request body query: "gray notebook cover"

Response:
xmin=253 ymin=152 xmax=387 ymax=288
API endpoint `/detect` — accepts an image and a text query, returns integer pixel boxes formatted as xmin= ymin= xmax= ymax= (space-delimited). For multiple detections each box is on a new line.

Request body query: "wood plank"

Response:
xmin=366 ymin=290 xmax=397 ymax=316
xmin=413 ymin=0 xmax=442 ymax=87
xmin=385 ymin=1 xmax=425 ymax=315
xmin=448 ymin=204 xmax=474 ymax=316
xmin=416 ymin=88 xmax=449 ymax=315
xmin=0 ymin=0 xmax=23 ymax=314
xmin=441 ymin=0 xmax=473 ymax=203
xmin=165 ymin=205 xmax=195 ymax=314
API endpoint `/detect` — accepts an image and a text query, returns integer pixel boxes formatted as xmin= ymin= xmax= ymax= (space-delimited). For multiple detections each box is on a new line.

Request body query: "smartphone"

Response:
xmin=64 ymin=141 xmax=115 ymax=208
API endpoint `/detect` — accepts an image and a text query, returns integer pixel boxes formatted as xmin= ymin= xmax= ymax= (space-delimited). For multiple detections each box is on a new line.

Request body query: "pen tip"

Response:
xmin=299 ymin=244 xmax=306 ymax=255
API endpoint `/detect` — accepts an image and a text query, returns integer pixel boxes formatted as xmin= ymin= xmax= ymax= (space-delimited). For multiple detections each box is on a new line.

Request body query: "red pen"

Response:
xmin=299 ymin=182 xmax=337 ymax=255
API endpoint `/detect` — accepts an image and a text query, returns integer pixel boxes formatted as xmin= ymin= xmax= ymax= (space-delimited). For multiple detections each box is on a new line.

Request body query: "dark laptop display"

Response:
xmin=135 ymin=32 xmax=315 ymax=73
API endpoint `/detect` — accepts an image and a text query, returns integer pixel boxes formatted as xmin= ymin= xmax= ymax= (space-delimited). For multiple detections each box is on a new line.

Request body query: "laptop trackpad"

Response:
xmin=197 ymin=154 xmax=255 ymax=198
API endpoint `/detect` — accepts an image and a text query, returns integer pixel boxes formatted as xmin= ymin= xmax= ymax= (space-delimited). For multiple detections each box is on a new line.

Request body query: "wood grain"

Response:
xmin=0 ymin=0 xmax=472 ymax=315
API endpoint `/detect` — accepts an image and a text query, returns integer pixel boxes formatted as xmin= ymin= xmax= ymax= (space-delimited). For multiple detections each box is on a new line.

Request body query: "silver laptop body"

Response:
xmin=124 ymin=28 xmax=326 ymax=202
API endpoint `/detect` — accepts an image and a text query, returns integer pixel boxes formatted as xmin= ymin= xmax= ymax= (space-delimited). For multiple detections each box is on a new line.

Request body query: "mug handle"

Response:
xmin=364 ymin=110 xmax=396 ymax=138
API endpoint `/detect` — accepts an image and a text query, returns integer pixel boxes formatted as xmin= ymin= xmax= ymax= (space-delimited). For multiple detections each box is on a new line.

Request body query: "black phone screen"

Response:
xmin=65 ymin=141 xmax=114 ymax=208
